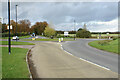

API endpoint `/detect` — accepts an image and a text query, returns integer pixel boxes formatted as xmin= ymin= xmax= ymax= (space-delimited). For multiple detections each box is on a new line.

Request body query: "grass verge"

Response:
xmin=2 ymin=47 xmax=30 ymax=78
xmin=1 ymin=41 xmax=34 ymax=45
xmin=0 ymin=36 xmax=31 ymax=39
xmin=22 ymin=38 xmax=74 ymax=41
xmin=88 ymin=39 xmax=119 ymax=54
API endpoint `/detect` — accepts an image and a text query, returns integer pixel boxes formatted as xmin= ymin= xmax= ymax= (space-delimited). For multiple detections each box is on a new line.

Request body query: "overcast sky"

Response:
xmin=1 ymin=1 xmax=118 ymax=32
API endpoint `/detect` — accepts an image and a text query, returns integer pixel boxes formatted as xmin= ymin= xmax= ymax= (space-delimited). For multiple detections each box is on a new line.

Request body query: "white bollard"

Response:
xmin=59 ymin=38 xmax=61 ymax=42
xmin=61 ymin=38 xmax=63 ymax=42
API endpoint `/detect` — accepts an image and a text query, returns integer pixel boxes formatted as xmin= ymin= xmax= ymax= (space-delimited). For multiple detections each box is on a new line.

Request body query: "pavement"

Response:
xmin=62 ymin=39 xmax=118 ymax=73
xmin=30 ymin=42 xmax=118 ymax=78
xmin=0 ymin=45 xmax=34 ymax=49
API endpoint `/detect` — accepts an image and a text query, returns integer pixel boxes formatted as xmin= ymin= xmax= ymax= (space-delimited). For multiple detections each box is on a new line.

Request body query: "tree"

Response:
xmin=18 ymin=19 xmax=31 ymax=33
xmin=76 ymin=29 xmax=91 ymax=38
xmin=10 ymin=20 xmax=16 ymax=33
xmin=30 ymin=21 xmax=48 ymax=35
xmin=2 ymin=23 xmax=7 ymax=33
xmin=44 ymin=25 xmax=56 ymax=38
xmin=77 ymin=28 xmax=83 ymax=31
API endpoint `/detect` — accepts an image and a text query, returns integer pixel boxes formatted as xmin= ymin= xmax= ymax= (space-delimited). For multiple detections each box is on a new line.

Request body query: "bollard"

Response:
xmin=32 ymin=38 xmax=35 ymax=40
xmin=97 ymin=36 xmax=99 ymax=39
xmin=59 ymin=38 xmax=61 ymax=42
xmin=61 ymin=38 xmax=63 ymax=42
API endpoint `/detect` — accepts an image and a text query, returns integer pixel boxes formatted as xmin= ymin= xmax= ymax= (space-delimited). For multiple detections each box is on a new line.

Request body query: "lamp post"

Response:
xmin=15 ymin=5 xmax=18 ymax=41
xmin=8 ymin=0 xmax=11 ymax=54
xmin=74 ymin=20 xmax=76 ymax=40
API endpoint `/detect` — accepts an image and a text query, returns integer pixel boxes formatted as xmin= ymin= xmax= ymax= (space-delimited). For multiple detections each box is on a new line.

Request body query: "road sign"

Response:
xmin=7 ymin=25 xmax=12 ymax=29
xmin=64 ymin=32 xmax=69 ymax=36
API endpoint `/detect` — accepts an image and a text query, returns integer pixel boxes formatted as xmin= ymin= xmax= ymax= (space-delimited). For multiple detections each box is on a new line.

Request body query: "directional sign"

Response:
xmin=64 ymin=32 xmax=69 ymax=36
xmin=7 ymin=25 xmax=12 ymax=29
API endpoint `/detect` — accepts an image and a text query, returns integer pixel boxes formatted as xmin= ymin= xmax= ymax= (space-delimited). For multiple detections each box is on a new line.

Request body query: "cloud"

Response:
xmin=84 ymin=18 xmax=118 ymax=32
xmin=55 ymin=18 xmax=118 ymax=32
xmin=1 ymin=2 xmax=118 ymax=32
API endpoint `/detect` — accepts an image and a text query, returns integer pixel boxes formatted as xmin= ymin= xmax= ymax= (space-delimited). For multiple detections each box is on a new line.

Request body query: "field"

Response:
xmin=91 ymin=34 xmax=118 ymax=37
xmin=2 ymin=47 xmax=30 ymax=79
xmin=88 ymin=39 xmax=119 ymax=54
xmin=1 ymin=41 xmax=35 ymax=45
xmin=57 ymin=34 xmax=118 ymax=38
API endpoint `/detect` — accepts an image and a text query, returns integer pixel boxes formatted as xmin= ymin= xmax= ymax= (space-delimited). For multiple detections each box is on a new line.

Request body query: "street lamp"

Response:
xmin=8 ymin=0 xmax=11 ymax=54
xmin=15 ymin=5 xmax=18 ymax=41
xmin=74 ymin=20 xmax=76 ymax=40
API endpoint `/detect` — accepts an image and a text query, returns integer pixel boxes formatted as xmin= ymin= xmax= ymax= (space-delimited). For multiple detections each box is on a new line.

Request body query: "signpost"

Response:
xmin=8 ymin=0 xmax=11 ymax=54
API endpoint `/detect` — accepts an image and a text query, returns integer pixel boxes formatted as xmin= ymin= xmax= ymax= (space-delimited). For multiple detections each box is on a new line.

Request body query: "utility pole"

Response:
xmin=8 ymin=0 xmax=11 ymax=54
xmin=74 ymin=20 xmax=76 ymax=40
xmin=3 ymin=18 xmax=4 ymax=24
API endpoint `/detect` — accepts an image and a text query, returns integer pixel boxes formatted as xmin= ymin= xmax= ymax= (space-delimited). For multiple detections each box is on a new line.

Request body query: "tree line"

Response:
xmin=1 ymin=19 xmax=56 ymax=37
xmin=1 ymin=19 xmax=49 ymax=35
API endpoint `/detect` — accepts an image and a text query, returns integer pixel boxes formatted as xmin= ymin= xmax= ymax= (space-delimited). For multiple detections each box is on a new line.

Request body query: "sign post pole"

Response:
xmin=8 ymin=0 xmax=11 ymax=54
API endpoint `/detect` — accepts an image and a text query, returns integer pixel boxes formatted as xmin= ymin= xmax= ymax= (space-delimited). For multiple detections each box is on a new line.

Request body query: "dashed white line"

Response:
xmin=60 ymin=44 xmax=110 ymax=71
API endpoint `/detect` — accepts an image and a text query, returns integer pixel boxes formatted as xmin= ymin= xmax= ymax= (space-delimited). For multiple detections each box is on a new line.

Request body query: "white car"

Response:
xmin=12 ymin=36 xmax=19 ymax=40
xmin=35 ymin=36 xmax=38 ymax=39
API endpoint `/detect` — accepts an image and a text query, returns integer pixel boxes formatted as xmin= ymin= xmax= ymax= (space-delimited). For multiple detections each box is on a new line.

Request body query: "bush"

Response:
xmin=76 ymin=29 xmax=91 ymax=38
xmin=44 ymin=26 xmax=56 ymax=38
xmin=98 ymin=40 xmax=111 ymax=46
xmin=113 ymin=37 xmax=118 ymax=40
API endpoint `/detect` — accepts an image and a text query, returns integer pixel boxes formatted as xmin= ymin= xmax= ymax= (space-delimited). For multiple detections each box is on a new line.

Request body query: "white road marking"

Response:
xmin=79 ymin=58 xmax=110 ymax=70
xmin=60 ymin=44 xmax=110 ymax=71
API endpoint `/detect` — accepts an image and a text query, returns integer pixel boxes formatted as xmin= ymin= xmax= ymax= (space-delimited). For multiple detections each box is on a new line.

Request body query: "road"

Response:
xmin=62 ymin=39 xmax=118 ymax=73
xmin=30 ymin=42 xmax=117 ymax=78
xmin=24 ymin=35 xmax=48 ymax=39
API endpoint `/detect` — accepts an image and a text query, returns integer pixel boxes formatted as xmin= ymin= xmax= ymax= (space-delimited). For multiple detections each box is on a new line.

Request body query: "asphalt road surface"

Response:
xmin=30 ymin=42 xmax=117 ymax=78
xmin=24 ymin=35 xmax=47 ymax=39
xmin=62 ymin=39 xmax=118 ymax=73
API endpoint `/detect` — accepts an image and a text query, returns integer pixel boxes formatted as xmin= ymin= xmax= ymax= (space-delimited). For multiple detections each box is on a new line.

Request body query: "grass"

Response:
xmin=1 ymin=41 xmax=35 ymax=45
xmin=91 ymin=34 xmax=118 ymax=37
xmin=2 ymin=47 xmax=30 ymax=78
xmin=88 ymin=39 xmax=119 ymax=54
xmin=58 ymin=34 xmax=118 ymax=37
xmin=22 ymin=38 xmax=75 ymax=41
xmin=19 ymin=35 xmax=31 ymax=39
xmin=57 ymin=34 xmax=76 ymax=37
xmin=0 ymin=47 xmax=1 ymax=79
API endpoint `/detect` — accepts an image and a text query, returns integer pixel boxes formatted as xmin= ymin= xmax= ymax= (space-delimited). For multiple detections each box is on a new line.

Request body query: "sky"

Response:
xmin=1 ymin=1 xmax=119 ymax=32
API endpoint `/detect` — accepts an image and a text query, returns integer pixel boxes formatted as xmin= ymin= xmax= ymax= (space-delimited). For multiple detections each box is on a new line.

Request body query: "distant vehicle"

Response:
xmin=12 ymin=36 xmax=19 ymax=40
xmin=35 ymin=36 xmax=38 ymax=39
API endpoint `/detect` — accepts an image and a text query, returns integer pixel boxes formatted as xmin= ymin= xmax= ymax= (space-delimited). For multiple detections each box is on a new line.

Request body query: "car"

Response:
xmin=12 ymin=36 xmax=19 ymax=40
xmin=35 ymin=36 xmax=38 ymax=39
